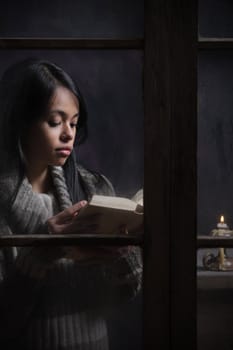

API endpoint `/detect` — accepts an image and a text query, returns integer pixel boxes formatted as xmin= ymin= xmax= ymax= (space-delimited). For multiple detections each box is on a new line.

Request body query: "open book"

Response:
xmin=76 ymin=191 xmax=143 ymax=235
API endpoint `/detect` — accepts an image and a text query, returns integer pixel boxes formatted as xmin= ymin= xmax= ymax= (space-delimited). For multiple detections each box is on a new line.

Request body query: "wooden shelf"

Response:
xmin=198 ymin=37 xmax=233 ymax=49
xmin=0 ymin=38 xmax=144 ymax=49
xmin=197 ymin=235 xmax=233 ymax=248
xmin=0 ymin=233 xmax=143 ymax=247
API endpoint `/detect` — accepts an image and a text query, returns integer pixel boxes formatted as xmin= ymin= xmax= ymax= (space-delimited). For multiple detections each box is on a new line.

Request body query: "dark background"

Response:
xmin=0 ymin=0 xmax=144 ymax=38
xmin=199 ymin=0 xmax=233 ymax=38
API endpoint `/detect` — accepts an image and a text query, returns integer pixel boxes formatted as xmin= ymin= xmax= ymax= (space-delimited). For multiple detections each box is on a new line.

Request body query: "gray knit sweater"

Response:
xmin=0 ymin=164 xmax=142 ymax=350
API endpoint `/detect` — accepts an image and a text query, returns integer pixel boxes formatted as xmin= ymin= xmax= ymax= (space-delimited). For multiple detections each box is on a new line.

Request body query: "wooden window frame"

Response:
xmin=144 ymin=1 xmax=197 ymax=349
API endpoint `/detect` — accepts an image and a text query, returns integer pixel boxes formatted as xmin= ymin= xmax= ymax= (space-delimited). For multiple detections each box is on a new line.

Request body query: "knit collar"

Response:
xmin=0 ymin=166 xmax=72 ymax=235
xmin=50 ymin=166 xmax=72 ymax=210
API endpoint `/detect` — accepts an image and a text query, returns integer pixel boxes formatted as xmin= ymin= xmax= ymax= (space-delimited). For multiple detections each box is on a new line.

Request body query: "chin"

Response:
xmin=52 ymin=157 xmax=68 ymax=167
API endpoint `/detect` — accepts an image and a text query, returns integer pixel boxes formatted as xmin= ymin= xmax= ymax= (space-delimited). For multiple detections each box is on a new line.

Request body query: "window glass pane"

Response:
xmin=0 ymin=245 xmax=142 ymax=349
xmin=0 ymin=0 xmax=144 ymax=38
xmin=0 ymin=51 xmax=143 ymax=349
xmin=199 ymin=0 xmax=233 ymax=38
xmin=198 ymin=50 xmax=233 ymax=349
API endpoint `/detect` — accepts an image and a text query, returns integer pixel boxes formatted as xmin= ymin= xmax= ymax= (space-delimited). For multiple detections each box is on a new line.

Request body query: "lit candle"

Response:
xmin=217 ymin=215 xmax=228 ymax=268
xmin=217 ymin=215 xmax=229 ymax=229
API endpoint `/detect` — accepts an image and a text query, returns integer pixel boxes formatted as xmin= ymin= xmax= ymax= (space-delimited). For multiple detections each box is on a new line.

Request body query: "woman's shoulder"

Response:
xmin=77 ymin=164 xmax=115 ymax=197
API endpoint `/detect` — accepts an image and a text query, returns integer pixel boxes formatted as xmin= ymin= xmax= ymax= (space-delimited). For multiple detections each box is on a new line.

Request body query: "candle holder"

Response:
xmin=203 ymin=250 xmax=233 ymax=271
xmin=202 ymin=216 xmax=233 ymax=271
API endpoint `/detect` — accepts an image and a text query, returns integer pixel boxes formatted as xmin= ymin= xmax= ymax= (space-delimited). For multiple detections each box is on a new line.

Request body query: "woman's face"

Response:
xmin=23 ymin=86 xmax=79 ymax=168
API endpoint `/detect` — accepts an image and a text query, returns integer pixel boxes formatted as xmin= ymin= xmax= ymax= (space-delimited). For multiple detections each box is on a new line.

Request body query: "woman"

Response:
xmin=0 ymin=59 xmax=142 ymax=350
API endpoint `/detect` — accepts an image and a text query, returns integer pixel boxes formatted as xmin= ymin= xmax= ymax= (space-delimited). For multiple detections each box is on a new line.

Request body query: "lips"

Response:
xmin=56 ymin=147 xmax=72 ymax=156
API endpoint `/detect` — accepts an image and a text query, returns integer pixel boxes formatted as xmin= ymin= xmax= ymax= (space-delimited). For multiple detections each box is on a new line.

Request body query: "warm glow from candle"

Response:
xmin=220 ymin=215 xmax=224 ymax=223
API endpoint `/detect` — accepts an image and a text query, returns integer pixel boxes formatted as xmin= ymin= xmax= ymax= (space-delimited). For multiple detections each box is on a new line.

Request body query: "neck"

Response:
xmin=21 ymin=143 xmax=53 ymax=193
xmin=25 ymin=163 xmax=52 ymax=193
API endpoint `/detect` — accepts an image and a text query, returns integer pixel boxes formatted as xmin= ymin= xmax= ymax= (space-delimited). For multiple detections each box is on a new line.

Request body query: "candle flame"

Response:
xmin=220 ymin=215 xmax=224 ymax=223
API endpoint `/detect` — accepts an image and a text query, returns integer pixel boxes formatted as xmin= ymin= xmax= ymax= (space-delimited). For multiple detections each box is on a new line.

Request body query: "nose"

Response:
xmin=60 ymin=124 xmax=74 ymax=142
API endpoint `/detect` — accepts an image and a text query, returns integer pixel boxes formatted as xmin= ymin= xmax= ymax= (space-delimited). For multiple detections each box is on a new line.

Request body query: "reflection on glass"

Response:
xmin=0 ymin=245 xmax=142 ymax=349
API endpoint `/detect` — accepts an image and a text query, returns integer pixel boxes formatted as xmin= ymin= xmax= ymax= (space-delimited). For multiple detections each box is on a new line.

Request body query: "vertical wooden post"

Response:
xmin=143 ymin=1 xmax=197 ymax=349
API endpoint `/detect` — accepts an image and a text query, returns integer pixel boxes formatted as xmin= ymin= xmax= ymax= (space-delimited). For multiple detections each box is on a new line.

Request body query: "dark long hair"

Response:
xmin=0 ymin=58 xmax=88 ymax=203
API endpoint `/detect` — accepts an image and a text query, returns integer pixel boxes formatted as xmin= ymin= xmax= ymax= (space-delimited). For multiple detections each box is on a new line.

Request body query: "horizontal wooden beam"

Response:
xmin=198 ymin=37 xmax=233 ymax=49
xmin=0 ymin=38 xmax=144 ymax=49
xmin=0 ymin=233 xmax=143 ymax=247
xmin=197 ymin=235 xmax=233 ymax=248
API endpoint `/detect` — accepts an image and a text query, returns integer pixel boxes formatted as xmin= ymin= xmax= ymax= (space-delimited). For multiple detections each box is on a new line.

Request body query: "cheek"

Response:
xmin=37 ymin=128 xmax=57 ymax=147
xmin=28 ymin=128 xmax=56 ymax=154
xmin=43 ymin=132 xmax=57 ymax=147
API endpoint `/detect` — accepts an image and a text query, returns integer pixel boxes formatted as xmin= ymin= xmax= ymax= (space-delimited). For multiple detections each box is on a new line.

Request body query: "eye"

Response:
xmin=70 ymin=123 xmax=77 ymax=128
xmin=48 ymin=121 xmax=61 ymax=127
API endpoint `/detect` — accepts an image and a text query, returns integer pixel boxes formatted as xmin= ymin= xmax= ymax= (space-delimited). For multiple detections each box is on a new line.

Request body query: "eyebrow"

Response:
xmin=49 ymin=110 xmax=79 ymax=119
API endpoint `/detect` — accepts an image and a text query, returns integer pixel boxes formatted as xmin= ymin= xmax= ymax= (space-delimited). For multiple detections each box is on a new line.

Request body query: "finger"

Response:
xmin=68 ymin=200 xmax=88 ymax=216
xmin=49 ymin=201 xmax=88 ymax=224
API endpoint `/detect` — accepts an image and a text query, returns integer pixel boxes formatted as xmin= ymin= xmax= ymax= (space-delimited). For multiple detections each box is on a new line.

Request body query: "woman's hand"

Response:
xmin=46 ymin=200 xmax=124 ymax=263
xmin=47 ymin=200 xmax=98 ymax=235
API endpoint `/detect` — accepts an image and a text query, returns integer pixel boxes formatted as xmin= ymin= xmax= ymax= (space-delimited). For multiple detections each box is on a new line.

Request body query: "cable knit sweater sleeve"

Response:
xmin=8 ymin=177 xmax=50 ymax=234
